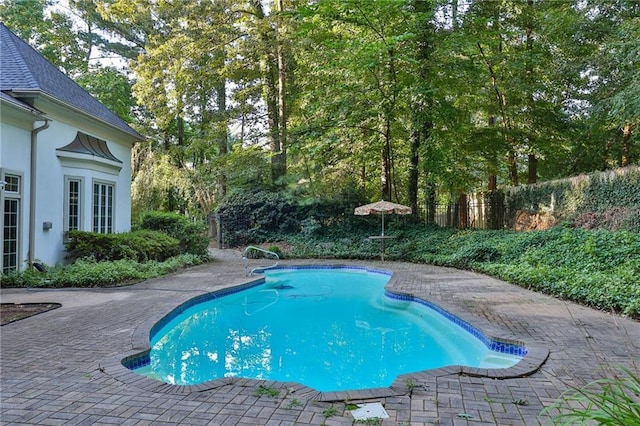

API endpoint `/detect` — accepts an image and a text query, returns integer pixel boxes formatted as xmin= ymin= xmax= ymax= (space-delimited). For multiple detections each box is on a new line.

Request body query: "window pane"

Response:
xmin=3 ymin=199 xmax=19 ymax=273
xmin=92 ymin=182 xmax=114 ymax=234
xmin=3 ymin=175 xmax=20 ymax=193
xmin=67 ymin=180 xmax=80 ymax=231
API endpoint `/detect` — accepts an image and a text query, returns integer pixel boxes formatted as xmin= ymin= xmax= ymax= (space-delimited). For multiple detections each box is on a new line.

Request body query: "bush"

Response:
xmin=65 ymin=230 xmax=180 ymax=262
xmin=215 ymin=188 xmax=370 ymax=247
xmin=216 ymin=191 xmax=299 ymax=246
xmin=138 ymin=211 xmax=209 ymax=257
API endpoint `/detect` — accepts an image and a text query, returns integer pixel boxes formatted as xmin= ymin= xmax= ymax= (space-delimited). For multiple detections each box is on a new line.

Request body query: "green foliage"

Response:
xmin=75 ymin=66 xmax=136 ymax=123
xmin=131 ymin=150 xmax=192 ymax=222
xmin=216 ymin=191 xmax=298 ymax=246
xmin=266 ymin=225 xmax=639 ymax=317
xmin=137 ymin=211 xmax=209 ymax=257
xmin=449 ymin=243 xmax=501 ymax=268
xmin=0 ymin=0 xmax=90 ymax=74
xmin=216 ymin=187 xmax=367 ymax=247
xmin=254 ymin=385 xmax=280 ymax=398
xmin=542 ymin=367 xmax=640 ymax=425
xmin=7 ymin=0 xmax=639 ymax=223
xmin=0 ymin=254 xmax=205 ymax=288
xmin=65 ymin=230 xmax=180 ymax=263
xmin=506 ymin=167 xmax=640 ymax=231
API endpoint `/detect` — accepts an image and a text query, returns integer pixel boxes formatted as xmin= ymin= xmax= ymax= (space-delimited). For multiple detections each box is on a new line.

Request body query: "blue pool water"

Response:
xmin=133 ymin=267 xmax=524 ymax=391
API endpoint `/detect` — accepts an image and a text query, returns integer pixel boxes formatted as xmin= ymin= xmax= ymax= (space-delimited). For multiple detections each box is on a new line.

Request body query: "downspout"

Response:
xmin=28 ymin=119 xmax=51 ymax=269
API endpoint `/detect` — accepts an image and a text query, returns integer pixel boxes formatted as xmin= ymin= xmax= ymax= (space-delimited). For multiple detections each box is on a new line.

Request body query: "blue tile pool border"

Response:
xmin=148 ymin=278 xmax=266 ymax=339
xmin=384 ymin=290 xmax=528 ymax=357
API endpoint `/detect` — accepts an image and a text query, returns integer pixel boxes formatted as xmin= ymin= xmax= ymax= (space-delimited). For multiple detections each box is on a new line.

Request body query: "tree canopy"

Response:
xmin=2 ymin=0 xmax=637 ymax=219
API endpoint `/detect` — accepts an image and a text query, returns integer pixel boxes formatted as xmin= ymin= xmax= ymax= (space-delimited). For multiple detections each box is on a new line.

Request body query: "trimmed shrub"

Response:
xmin=138 ymin=211 xmax=209 ymax=257
xmin=216 ymin=191 xmax=299 ymax=246
xmin=215 ymin=189 xmax=370 ymax=247
xmin=65 ymin=230 xmax=180 ymax=262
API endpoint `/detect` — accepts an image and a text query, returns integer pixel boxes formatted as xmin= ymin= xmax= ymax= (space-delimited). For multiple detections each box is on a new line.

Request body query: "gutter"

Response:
xmin=28 ymin=119 xmax=51 ymax=269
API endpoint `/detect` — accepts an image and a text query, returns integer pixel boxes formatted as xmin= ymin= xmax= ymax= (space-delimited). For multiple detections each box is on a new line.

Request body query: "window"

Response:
xmin=93 ymin=181 xmax=114 ymax=233
xmin=64 ymin=177 xmax=82 ymax=232
xmin=2 ymin=174 xmax=22 ymax=273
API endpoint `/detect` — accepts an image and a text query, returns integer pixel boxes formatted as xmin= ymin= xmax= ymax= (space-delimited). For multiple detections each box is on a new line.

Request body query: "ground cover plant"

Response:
xmin=257 ymin=223 xmax=639 ymax=318
xmin=0 ymin=254 xmax=206 ymax=288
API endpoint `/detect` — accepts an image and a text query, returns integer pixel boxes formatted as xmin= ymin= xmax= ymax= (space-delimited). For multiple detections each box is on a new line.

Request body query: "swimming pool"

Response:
xmin=127 ymin=266 xmax=526 ymax=392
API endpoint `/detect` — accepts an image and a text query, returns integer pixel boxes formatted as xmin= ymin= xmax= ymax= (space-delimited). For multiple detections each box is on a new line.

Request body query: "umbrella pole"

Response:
xmin=381 ymin=213 xmax=385 ymax=261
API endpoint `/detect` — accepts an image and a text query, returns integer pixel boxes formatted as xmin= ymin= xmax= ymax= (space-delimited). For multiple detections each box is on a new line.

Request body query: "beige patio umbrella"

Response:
xmin=354 ymin=200 xmax=412 ymax=260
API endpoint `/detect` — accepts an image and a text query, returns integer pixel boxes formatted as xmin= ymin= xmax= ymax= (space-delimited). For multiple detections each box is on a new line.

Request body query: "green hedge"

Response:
xmin=65 ymin=230 xmax=180 ymax=262
xmin=506 ymin=166 xmax=640 ymax=231
xmin=216 ymin=190 xmax=369 ymax=247
xmin=138 ymin=211 xmax=209 ymax=257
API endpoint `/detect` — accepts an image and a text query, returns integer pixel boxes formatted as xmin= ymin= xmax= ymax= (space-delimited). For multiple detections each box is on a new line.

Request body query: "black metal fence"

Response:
xmin=419 ymin=199 xmax=506 ymax=230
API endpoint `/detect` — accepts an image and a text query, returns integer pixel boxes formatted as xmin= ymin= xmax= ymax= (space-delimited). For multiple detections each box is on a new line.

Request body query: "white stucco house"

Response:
xmin=0 ymin=23 xmax=143 ymax=273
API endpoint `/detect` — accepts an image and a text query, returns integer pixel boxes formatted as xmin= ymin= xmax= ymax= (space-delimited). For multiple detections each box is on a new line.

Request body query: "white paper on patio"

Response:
xmin=350 ymin=402 xmax=389 ymax=420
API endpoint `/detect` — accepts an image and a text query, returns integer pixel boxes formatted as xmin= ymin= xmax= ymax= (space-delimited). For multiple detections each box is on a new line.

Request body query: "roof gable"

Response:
xmin=0 ymin=22 xmax=142 ymax=141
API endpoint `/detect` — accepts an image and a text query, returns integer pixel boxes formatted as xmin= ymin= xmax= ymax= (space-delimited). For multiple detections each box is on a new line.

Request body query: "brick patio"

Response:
xmin=1 ymin=249 xmax=638 ymax=425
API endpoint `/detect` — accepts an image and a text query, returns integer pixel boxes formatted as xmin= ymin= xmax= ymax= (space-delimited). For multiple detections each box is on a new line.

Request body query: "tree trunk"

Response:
xmin=273 ymin=0 xmax=287 ymax=182
xmin=425 ymin=178 xmax=436 ymax=226
xmin=409 ymin=0 xmax=434 ymax=220
xmin=458 ymin=192 xmax=468 ymax=229
xmin=527 ymin=153 xmax=537 ymax=184
xmin=621 ymin=122 xmax=632 ymax=167
xmin=508 ymin=150 xmax=518 ymax=186
xmin=408 ymin=127 xmax=420 ymax=216
xmin=381 ymin=135 xmax=392 ymax=201
xmin=216 ymin=81 xmax=228 ymax=198
xmin=250 ymin=0 xmax=283 ymax=184
xmin=488 ymin=173 xmax=497 ymax=191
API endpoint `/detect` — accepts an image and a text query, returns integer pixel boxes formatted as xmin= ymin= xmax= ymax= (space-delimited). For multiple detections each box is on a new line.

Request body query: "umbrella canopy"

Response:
xmin=354 ymin=200 xmax=412 ymax=237
xmin=354 ymin=200 xmax=412 ymax=216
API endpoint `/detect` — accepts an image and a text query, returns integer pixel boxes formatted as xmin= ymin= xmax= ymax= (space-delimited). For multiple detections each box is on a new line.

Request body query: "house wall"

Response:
xmin=1 ymin=105 xmax=134 ymax=270
xmin=37 ymin=120 xmax=133 ymax=266
xmin=0 ymin=112 xmax=34 ymax=272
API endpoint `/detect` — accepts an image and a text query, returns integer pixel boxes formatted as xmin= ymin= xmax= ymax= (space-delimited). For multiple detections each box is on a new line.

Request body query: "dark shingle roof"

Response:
xmin=0 ymin=90 xmax=42 ymax=113
xmin=0 ymin=23 xmax=142 ymax=140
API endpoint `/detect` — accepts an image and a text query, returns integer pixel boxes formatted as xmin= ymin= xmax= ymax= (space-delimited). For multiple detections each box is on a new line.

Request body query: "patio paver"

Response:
xmin=1 ymin=248 xmax=638 ymax=425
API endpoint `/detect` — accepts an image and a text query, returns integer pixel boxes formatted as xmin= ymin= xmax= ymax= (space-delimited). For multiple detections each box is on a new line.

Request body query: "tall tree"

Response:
xmin=293 ymin=0 xmax=419 ymax=202
xmin=0 ymin=0 xmax=90 ymax=74
xmin=578 ymin=0 xmax=639 ymax=167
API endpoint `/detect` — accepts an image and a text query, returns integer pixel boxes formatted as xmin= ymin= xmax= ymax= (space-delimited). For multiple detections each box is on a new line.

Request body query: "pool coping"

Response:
xmin=105 ymin=264 xmax=550 ymax=402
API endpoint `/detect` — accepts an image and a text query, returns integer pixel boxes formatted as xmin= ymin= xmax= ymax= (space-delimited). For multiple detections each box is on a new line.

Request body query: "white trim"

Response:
xmin=63 ymin=176 xmax=84 ymax=233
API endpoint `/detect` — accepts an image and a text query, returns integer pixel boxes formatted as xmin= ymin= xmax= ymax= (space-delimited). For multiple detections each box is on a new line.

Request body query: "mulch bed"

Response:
xmin=0 ymin=303 xmax=61 ymax=326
